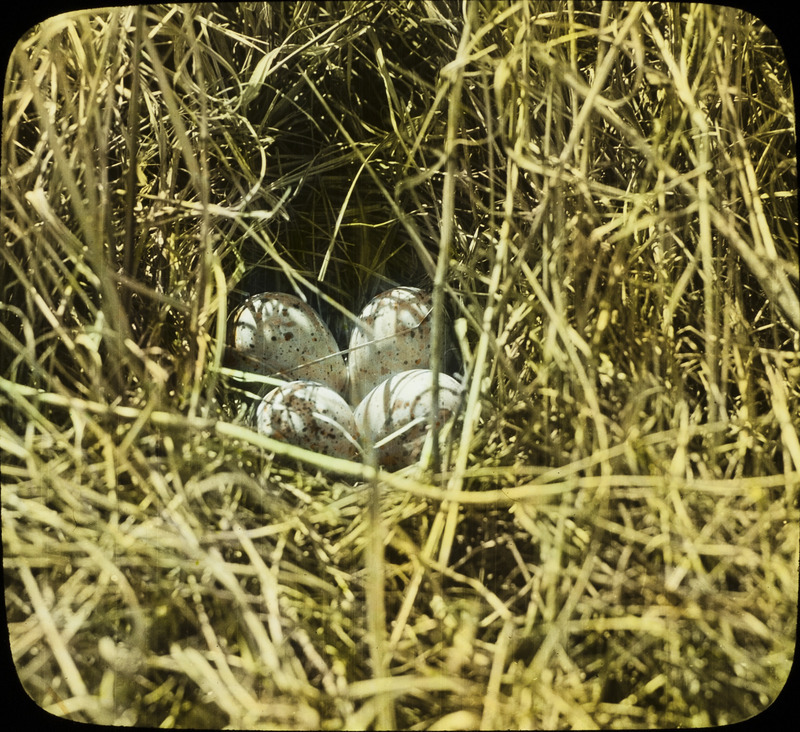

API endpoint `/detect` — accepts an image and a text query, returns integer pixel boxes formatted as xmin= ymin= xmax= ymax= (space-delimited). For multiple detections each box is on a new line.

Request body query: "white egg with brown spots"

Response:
xmin=347 ymin=287 xmax=432 ymax=405
xmin=354 ymin=369 xmax=463 ymax=469
xmin=229 ymin=292 xmax=346 ymax=394
xmin=256 ymin=380 xmax=359 ymax=460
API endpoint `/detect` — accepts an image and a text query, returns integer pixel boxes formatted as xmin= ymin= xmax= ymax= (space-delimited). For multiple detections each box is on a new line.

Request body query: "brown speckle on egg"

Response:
xmin=347 ymin=287 xmax=433 ymax=405
xmin=256 ymin=380 xmax=360 ymax=460
xmin=229 ymin=292 xmax=346 ymax=394
xmin=354 ymin=369 xmax=463 ymax=469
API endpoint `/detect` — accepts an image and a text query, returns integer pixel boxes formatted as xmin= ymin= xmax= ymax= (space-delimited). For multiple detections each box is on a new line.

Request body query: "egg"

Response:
xmin=354 ymin=369 xmax=463 ymax=469
xmin=229 ymin=292 xmax=346 ymax=394
xmin=347 ymin=287 xmax=432 ymax=405
xmin=256 ymin=380 xmax=360 ymax=460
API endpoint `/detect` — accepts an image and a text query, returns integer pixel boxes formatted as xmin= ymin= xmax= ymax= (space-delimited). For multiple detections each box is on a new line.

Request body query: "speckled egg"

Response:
xmin=354 ymin=369 xmax=463 ymax=469
xmin=256 ymin=380 xmax=360 ymax=460
xmin=347 ymin=287 xmax=432 ymax=405
xmin=229 ymin=292 xmax=346 ymax=394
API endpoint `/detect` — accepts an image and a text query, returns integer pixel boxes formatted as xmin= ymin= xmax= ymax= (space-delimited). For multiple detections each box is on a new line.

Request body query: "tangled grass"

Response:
xmin=2 ymin=2 xmax=798 ymax=728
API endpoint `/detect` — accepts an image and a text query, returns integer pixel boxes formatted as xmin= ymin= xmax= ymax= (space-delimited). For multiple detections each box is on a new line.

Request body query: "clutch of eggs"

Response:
xmin=256 ymin=380 xmax=359 ymax=460
xmin=228 ymin=292 xmax=346 ymax=395
xmin=233 ymin=288 xmax=461 ymax=469
xmin=354 ymin=369 xmax=463 ymax=470
xmin=347 ymin=287 xmax=432 ymax=405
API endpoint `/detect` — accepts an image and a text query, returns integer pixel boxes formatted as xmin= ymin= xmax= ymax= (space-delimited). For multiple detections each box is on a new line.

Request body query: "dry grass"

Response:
xmin=2 ymin=2 xmax=798 ymax=728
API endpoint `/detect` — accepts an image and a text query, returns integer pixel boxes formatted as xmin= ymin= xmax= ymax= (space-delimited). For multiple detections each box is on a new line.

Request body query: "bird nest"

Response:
xmin=2 ymin=3 xmax=798 ymax=728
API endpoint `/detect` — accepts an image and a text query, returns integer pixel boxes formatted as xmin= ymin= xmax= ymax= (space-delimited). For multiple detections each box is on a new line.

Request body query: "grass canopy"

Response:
xmin=2 ymin=2 xmax=798 ymax=728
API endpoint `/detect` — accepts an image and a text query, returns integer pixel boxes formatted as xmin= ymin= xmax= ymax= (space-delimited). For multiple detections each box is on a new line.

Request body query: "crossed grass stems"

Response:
xmin=1 ymin=2 xmax=798 ymax=729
